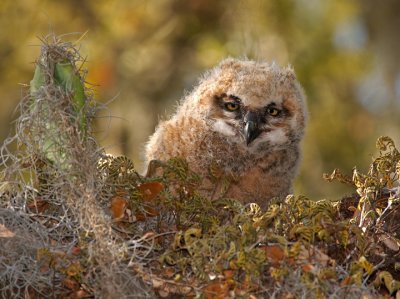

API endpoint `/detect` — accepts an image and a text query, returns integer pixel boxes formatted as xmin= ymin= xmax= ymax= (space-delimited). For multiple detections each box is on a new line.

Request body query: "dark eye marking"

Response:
xmin=266 ymin=106 xmax=280 ymax=116
xmin=264 ymin=102 xmax=292 ymax=118
xmin=223 ymin=95 xmax=242 ymax=112
xmin=228 ymin=95 xmax=241 ymax=102
xmin=214 ymin=93 xmax=242 ymax=113
xmin=265 ymin=103 xmax=281 ymax=117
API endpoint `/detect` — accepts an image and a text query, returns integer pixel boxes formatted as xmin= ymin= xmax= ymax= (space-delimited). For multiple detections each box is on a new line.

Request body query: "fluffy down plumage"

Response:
xmin=145 ymin=58 xmax=307 ymax=208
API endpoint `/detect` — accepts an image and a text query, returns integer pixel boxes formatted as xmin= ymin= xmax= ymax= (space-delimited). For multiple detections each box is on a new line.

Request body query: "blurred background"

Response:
xmin=0 ymin=0 xmax=399 ymax=200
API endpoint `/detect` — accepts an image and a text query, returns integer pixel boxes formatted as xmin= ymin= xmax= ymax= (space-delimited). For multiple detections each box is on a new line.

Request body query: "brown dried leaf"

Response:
xmin=223 ymin=269 xmax=235 ymax=279
xmin=27 ymin=198 xmax=49 ymax=213
xmin=163 ymin=267 xmax=175 ymax=279
xmin=323 ymin=168 xmax=354 ymax=185
xmin=74 ymin=290 xmax=91 ymax=299
xmin=0 ymin=223 xmax=15 ymax=238
xmin=65 ymin=261 xmax=82 ymax=277
xmin=374 ymin=271 xmax=400 ymax=294
xmin=261 ymin=245 xmax=285 ymax=266
xmin=138 ymin=182 xmax=164 ymax=202
xmin=204 ymin=281 xmax=229 ymax=299
xmin=111 ymin=196 xmax=127 ymax=220
xmin=70 ymin=246 xmax=81 ymax=255
xmin=297 ymin=245 xmax=333 ymax=267
xmin=62 ymin=278 xmax=79 ymax=290
xmin=378 ymin=234 xmax=400 ymax=252
xmin=302 ymin=264 xmax=315 ymax=273
xmin=341 ymin=276 xmax=352 ymax=287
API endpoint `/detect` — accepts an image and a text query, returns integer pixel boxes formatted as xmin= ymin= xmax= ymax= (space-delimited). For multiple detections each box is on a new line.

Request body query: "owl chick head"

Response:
xmin=193 ymin=58 xmax=307 ymax=152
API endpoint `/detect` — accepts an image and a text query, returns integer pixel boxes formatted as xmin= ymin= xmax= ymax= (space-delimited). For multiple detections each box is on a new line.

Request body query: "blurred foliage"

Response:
xmin=1 ymin=0 xmax=400 ymax=200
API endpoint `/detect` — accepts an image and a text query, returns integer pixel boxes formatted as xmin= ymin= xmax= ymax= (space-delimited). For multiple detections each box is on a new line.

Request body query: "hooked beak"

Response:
xmin=243 ymin=111 xmax=261 ymax=146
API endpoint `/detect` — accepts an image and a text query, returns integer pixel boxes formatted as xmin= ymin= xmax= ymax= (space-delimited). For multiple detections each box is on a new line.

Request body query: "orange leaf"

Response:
xmin=66 ymin=261 xmax=82 ymax=277
xmin=27 ymin=198 xmax=49 ymax=213
xmin=163 ymin=267 xmax=175 ymax=279
xmin=302 ymin=264 xmax=315 ymax=273
xmin=138 ymin=182 xmax=164 ymax=202
xmin=70 ymin=246 xmax=81 ymax=255
xmin=142 ymin=231 xmax=156 ymax=239
xmin=75 ymin=289 xmax=91 ymax=298
xmin=262 ymin=245 xmax=285 ymax=266
xmin=134 ymin=207 xmax=159 ymax=221
xmin=341 ymin=276 xmax=351 ymax=287
xmin=204 ymin=282 xmax=229 ymax=299
xmin=223 ymin=269 xmax=235 ymax=279
xmin=111 ymin=196 xmax=127 ymax=220
xmin=134 ymin=212 xmax=146 ymax=221
xmin=63 ymin=278 xmax=79 ymax=290
xmin=0 ymin=224 xmax=15 ymax=238
xmin=145 ymin=206 xmax=159 ymax=217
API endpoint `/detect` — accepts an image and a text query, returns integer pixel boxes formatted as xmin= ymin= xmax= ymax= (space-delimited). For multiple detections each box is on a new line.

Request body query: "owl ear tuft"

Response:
xmin=284 ymin=66 xmax=297 ymax=81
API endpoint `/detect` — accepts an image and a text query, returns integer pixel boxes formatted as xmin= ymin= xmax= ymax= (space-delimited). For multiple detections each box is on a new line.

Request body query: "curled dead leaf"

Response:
xmin=62 ymin=278 xmax=79 ymax=290
xmin=138 ymin=182 xmax=164 ymax=202
xmin=204 ymin=281 xmax=229 ymax=299
xmin=70 ymin=246 xmax=81 ymax=255
xmin=261 ymin=245 xmax=285 ymax=266
xmin=378 ymin=233 xmax=400 ymax=252
xmin=302 ymin=264 xmax=315 ymax=273
xmin=27 ymin=198 xmax=49 ymax=213
xmin=111 ymin=196 xmax=127 ymax=220
xmin=297 ymin=245 xmax=334 ymax=267
xmin=0 ymin=223 xmax=15 ymax=238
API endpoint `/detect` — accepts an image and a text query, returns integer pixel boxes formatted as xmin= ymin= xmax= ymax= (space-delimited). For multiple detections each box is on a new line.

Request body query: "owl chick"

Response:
xmin=144 ymin=58 xmax=307 ymax=208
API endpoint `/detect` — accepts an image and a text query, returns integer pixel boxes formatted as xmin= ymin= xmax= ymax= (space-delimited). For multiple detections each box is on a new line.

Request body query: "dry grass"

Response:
xmin=0 ymin=35 xmax=399 ymax=299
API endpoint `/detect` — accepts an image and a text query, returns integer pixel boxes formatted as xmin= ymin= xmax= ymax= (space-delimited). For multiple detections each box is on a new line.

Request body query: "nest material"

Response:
xmin=0 ymin=35 xmax=152 ymax=299
xmin=0 ymin=35 xmax=399 ymax=298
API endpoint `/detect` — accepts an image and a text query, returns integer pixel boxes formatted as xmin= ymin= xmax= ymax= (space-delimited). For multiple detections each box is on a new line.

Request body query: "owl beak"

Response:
xmin=243 ymin=111 xmax=261 ymax=146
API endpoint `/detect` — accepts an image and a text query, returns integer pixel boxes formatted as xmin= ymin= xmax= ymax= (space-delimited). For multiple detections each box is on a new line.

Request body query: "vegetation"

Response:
xmin=0 ymin=35 xmax=399 ymax=298
xmin=1 ymin=0 xmax=400 ymax=201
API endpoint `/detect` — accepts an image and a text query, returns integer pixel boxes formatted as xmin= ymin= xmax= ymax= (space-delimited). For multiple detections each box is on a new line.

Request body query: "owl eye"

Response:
xmin=267 ymin=107 xmax=280 ymax=116
xmin=224 ymin=102 xmax=240 ymax=112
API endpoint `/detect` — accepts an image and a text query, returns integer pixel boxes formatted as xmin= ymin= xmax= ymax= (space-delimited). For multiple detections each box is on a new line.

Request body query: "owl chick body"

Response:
xmin=145 ymin=58 xmax=307 ymax=208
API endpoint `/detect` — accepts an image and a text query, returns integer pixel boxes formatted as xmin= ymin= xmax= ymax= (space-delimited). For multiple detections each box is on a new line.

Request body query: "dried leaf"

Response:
xmin=62 ymin=278 xmax=79 ymax=290
xmin=142 ymin=231 xmax=156 ymax=239
xmin=70 ymin=246 xmax=81 ymax=255
xmin=374 ymin=271 xmax=400 ymax=294
xmin=341 ymin=276 xmax=352 ymax=287
xmin=223 ymin=270 xmax=235 ymax=279
xmin=74 ymin=290 xmax=91 ymax=299
xmin=65 ymin=261 xmax=82 ymax=277
xmin=0 ymin=223 xmax=15 ymax=238
xmin=27 ymin=198 xmax=49 ymax=213
xmin=163 ymin=267 xmax=175 ymax=279
xmin=358 ymin=256 xmax=374 ymax=275
xmin=204 ymin=281 xmax=229 ymax=299
xmin=111 ymin=196 xmax=127 ymax=220
xmin=261 ymin=245 xmax=285 ymax=266
xmin=378 ymin=234 xmax=400 ymax=252
xmin=323 ymin=168 xmax=354 ymax=185
xmin=145 ymin=206 xmax=159 ymax=217
xmin=297 ymin=245 xmax=333 ymax=267
xmin=302 ymin=264 xmax=315 ymax=273
xmin=138 ymin=181 xmax=164 ymax=202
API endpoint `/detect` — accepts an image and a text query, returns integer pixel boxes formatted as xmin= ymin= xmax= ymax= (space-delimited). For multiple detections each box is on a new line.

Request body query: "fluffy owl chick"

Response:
xmin=145 ymin=58 xmax=307 ymax=208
